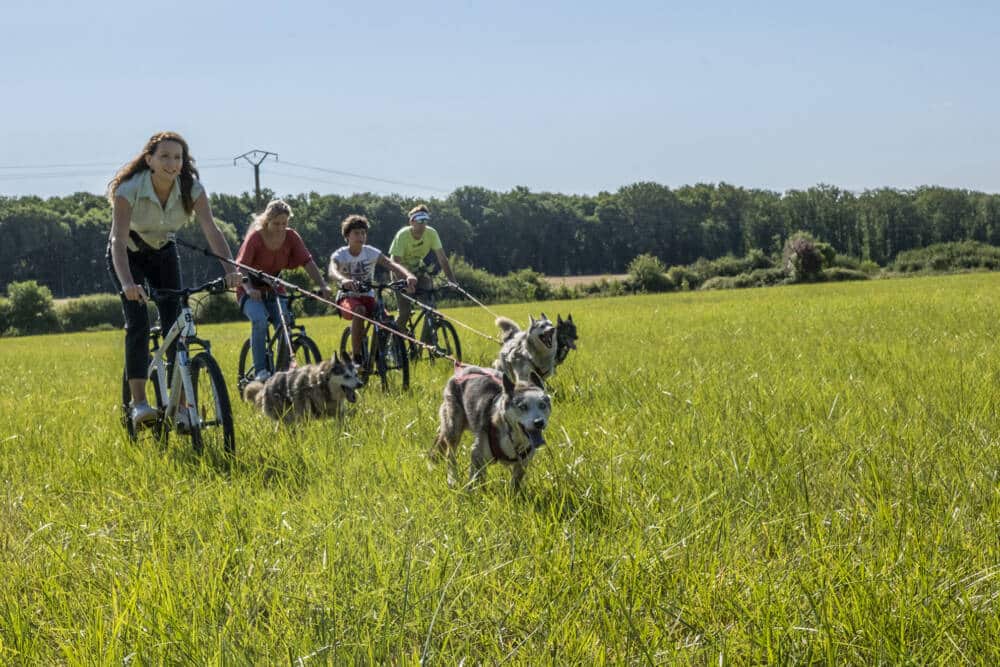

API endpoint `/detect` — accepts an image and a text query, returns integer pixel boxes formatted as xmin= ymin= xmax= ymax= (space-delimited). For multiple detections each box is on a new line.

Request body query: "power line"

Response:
xmin=0 ymin=157 xmax=233 ymax=171
xmin=279 ymin=160 xmax=450 ymax=193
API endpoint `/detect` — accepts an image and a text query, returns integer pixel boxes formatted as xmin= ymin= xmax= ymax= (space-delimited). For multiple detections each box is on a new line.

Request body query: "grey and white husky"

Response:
xmin=493 ymin=314 xmax=558 ymax=387
xmin=430 ymin=365 xmax=552 ymax=490
xmin=243 ymin=353 xmax=363 ymax=422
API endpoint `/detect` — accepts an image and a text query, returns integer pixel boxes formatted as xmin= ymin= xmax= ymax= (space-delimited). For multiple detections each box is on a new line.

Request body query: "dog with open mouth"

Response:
xmin=431 ymin=365 xmax=552 ymax=490
xmin=493 ymin=313 xmax=558 ymax=387
xmin=243 ymin=353 xmax=363 ymax=422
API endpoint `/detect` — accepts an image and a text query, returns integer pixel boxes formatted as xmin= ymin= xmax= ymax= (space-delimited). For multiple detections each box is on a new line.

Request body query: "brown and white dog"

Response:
xmin=493 ymin=314 xmax=558 ymax=387
xmin=243 ymin=353 xmax=363 ymax=422
xmin=430 ymin=365 xmax=552 ymax=490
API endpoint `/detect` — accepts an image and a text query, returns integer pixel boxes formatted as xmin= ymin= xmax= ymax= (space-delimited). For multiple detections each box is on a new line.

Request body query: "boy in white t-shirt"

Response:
xmin=328 ymin=214 xmax=417 ymax=365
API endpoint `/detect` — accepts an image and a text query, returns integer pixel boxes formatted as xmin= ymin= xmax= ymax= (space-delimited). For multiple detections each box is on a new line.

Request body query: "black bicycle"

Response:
xmin=236 ymin=291 xmax=322 ymax=392
xmin=121 ymin=278 xmax=235 ymax=456
xmin=338 ymin=280 xmax=410 ymax=392
xmin=398 ymin=284 xmax=462 ymax=364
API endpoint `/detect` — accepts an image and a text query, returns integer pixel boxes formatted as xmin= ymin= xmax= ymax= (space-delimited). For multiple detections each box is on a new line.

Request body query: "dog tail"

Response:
xmin=495 ymin=316 xmax=520 ymax=342
xmin=243 ymin=380 xmax=265 ymax=404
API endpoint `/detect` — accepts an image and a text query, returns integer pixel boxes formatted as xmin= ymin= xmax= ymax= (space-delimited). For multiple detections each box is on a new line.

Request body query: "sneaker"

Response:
xmin=352 ymin=355 xmax=365 ymax=368
xmin=175 ymin=408 xmax=193 ymax=434
xmin=130 ymin=401 xmax=157 ymax=429
xmin=254 ymin=369 xmax=272 ymax=382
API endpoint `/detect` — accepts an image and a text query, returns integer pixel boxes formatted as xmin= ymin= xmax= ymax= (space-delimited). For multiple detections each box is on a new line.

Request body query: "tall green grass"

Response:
xmin=2 ymin=273 xmax=999 ymax=663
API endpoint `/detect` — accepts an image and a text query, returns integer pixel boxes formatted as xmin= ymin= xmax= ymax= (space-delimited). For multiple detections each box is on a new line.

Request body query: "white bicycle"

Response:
xmin=120 ymin=277 xmax=236 ymax=455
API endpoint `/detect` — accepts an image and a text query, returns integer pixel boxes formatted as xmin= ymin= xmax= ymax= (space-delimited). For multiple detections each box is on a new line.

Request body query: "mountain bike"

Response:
xmin=398 ymin=284 xmax=462 ymax=364
xmin=236 ymin=291 xmax=322 ymax=393
xmin=120 ymin=277 xmax=235 ymax=455
xmin=338 ymin=280 xmax=410 ymax=392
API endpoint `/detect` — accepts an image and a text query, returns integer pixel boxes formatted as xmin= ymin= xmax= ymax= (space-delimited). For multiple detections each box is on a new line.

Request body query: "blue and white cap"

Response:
xmin=409 ymin=211 xmax=431 ymax=223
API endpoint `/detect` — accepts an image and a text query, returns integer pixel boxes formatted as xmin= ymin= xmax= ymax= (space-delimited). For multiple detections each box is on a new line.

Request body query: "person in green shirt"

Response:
xmin=388 ymin=204 xmax=458 ymax=330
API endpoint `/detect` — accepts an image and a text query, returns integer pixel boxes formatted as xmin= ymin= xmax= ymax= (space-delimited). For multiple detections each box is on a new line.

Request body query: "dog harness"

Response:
xmin=452 ymin=366 xmax=534 ymax=464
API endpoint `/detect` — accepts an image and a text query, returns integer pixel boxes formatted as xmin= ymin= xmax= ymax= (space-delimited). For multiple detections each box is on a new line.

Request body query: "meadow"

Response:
xmin=2 ymin=273 xmax=999 ymax=664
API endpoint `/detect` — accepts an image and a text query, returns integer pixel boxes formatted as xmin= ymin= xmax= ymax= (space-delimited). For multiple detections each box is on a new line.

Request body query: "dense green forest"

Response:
xmin=2 ymin=182 xmax=999 ymax=298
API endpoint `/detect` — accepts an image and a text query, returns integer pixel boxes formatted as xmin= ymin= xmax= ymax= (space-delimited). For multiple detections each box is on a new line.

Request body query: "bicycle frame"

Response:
xmin=147 ymin=302 xmax=207 ymax=430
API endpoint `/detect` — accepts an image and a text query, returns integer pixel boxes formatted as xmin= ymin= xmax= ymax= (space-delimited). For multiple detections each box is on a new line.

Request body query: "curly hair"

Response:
xmin=341 ymin=214 xmax=370 ymax=240
xmin=107 ymin=131 xmax=200 ymax=215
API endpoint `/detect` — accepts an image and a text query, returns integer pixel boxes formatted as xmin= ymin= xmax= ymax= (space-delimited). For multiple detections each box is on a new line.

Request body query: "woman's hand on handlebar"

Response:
xmin=405 ymin=276 xmax=418 ymax=294
xmin=122 ymin=283 xmax=148 ymax=302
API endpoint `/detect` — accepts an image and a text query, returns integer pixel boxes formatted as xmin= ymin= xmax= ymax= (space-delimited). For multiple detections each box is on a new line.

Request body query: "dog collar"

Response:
xmin=487 ymin=421 xmax=534 ymax=464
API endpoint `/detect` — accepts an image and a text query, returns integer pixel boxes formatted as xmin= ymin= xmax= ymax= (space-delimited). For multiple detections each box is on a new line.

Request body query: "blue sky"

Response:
xmin=2 ymin=0 xmax=998 ymax=199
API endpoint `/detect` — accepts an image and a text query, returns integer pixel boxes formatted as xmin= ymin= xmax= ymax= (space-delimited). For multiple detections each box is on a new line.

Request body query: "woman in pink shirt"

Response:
xmin=235 ymin=199 xmax=331 ymax=381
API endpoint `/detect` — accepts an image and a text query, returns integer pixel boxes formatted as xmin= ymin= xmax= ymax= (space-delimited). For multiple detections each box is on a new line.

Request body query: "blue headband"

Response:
xmin=410 ymin=212 xmax=431 ymax=223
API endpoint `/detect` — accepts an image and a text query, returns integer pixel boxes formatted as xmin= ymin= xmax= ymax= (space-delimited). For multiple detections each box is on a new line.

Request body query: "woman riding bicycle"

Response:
xmin=235 ymin=199 xmax=332 ymax=382
xmin=328 ymin=214 xmax=416 ymax=366
xmin=106 ymin=131 xmax=240 ymax=429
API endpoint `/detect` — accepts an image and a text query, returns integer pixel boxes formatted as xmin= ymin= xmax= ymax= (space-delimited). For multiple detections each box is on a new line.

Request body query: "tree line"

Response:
xmin=2 ymin=182 xmax=999 ymax=298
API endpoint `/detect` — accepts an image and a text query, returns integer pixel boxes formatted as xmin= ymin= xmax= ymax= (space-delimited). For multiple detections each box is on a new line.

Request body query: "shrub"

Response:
xmin=859 ymin=260 xmax=881 ymax=275
xmin=499 ymin=268 xmax=554 ymax=302
xmin=823 ymin=268 xmax=870 ymax=282
xmin=5 ymin=280 xmax=60 ymax=335
xmin=56 ymin=294 xmax=124 ymax=332
xmin=667 ymin=265 xmax=701 ymax=290
xmin=891 ymin=241 xmax=1000 ymax=273
xmin=628 ymin=253 xmax=673 ymax=293
xmin=782 ymin=231 xmax=832 ymax=282
xmin=0 ymin=298 xmax=9 ymax=336
xmin=191 ymin=292 xmax=243 ymax=324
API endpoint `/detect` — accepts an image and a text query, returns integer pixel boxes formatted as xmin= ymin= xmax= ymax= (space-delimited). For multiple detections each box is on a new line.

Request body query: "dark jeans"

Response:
xmin=106 ymin=242 xmax=181 ymax=380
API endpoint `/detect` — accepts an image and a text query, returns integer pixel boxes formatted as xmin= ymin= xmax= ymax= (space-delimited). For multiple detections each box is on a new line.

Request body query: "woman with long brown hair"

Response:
xmin=106 ymin=131 xmax=240 ymax=429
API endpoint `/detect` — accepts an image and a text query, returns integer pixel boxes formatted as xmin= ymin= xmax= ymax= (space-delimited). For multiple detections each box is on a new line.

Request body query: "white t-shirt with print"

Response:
xmin=329 ymin=245 xmax=381 ymax=297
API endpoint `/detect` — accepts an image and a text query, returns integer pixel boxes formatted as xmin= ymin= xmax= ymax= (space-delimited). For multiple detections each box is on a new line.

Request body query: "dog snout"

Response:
xmin=533 ymin=417 xmax=547 ymax=430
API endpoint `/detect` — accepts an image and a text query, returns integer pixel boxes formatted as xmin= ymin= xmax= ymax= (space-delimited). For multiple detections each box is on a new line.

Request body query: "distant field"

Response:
xmin=2 ymin=274 xmax=1000 ymax=662
xmin=544 ymin=273 xmax=628 ymax=287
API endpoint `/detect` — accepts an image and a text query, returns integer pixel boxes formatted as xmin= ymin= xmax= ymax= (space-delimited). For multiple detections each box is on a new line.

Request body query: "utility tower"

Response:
xmin=233 ymin=150 xmax=278 ymax=211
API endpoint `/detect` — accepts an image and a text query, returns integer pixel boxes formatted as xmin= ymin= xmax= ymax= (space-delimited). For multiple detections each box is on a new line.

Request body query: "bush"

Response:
xmin=0 ymin=298 xmax=9 ymax=336
xmin=191 ymin=292 xmax=243 ymax=324
xmin=823 ymin=268 xmax=870 ymax=282
xmin=56 ymin=294 xmax=124 ymax=332
xmin=782 ymin=231 xmax=832 ymax=282
xmin=628 ymin=253 xmax=673 ymax=293
xmin=859 ymin=260 xmax=881 ymax=275
xmin=667 ymin=265 xmax=701 ymax=290
xmin=891 ymin=241 xmax=1000 ymax=273
xmin=5 ymin=280 xmax=60 ymax=335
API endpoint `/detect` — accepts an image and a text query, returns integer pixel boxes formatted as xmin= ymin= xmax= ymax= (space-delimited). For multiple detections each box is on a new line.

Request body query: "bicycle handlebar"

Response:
xmin=148 ymin=277 xmax=228 ymax=300
xmin=350 ymin=279 xmax=409 ymax=293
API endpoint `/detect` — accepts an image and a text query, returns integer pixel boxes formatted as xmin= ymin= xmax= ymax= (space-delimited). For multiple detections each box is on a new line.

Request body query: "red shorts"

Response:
xmin=337 ymin=296 xmax=375 ymax=320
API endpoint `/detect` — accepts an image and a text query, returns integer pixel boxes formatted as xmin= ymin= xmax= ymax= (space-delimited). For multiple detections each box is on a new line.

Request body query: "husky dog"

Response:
xmin=554 ymin=314 xmax=578 ymax=367
xmin=243 ymin=353 xmax=363 ymax=422
xmin=431 ymin=365 xmax=552 ymax=490
xmin=493 ymin=314 xmax=557 ymax=387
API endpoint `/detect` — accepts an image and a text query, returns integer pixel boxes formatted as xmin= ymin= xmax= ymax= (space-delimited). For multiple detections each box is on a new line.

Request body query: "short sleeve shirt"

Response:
xmin=388 ymin=226 xmax=442 ymax=272
xmin=235 ymin=228 xmax=313 ymax=300
xmin=329 ymin=245 xmax=382 ymax=298
xmin=114 ymin=170 xmax=205 ymax=251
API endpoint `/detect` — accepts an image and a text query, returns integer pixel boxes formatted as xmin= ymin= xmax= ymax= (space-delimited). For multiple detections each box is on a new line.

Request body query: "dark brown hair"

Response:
xmin=107 ymin=131 xmax=200 ymax=215
xmin=341 ymin=214 xmax=370 ymax=239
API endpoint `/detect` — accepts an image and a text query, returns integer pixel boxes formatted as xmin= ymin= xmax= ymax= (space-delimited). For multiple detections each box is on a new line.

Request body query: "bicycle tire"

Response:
xmin=373 ymin=324 xmax=409 ymax=392
xmin=275 ymin=331 xmax=322 ymax=371
xmin=189 ymin=352 xmax=235 ymax=456
xmin=122 ymin=368 xmax=167 ymax=444
xmin=340 ymin=325 xmax=373 ymax=373
xmin=429 ymin=319 xmax=462 ymax=364
xmin=236 ymin=338 xmax=254 ymax=393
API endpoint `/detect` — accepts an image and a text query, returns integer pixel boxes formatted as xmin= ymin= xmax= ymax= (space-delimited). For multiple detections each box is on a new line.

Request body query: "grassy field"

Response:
xmin=2 ymin=273 xmax=1000 ymax=663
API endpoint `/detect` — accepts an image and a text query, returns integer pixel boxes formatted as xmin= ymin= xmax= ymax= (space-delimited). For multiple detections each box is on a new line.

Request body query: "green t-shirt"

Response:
xmin=388 ymin=226 xmax=443 ymax=272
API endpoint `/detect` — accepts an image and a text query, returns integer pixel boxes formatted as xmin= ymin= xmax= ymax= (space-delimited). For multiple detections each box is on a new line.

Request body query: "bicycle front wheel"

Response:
xmin=429 ymin=319 xmax=462 ymax=364
xmin=189 ymin=352 xmax=235 ymax=456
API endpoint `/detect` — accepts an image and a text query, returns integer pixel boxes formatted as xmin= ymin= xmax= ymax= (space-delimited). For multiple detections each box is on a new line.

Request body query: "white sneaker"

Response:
xmin=254 ymin=369 xmax=272 ymax=382
xmin=130 ymin=401 xmax=157 ymax=429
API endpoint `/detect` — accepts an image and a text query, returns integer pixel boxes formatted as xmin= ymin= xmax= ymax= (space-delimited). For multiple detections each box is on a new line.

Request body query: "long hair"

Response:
xmin=107 ymin=131 xmax=200 ymax=215
xmin=245 ymin=199 xmax=293 ymax=241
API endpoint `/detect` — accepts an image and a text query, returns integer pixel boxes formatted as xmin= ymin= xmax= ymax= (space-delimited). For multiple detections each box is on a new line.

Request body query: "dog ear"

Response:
xmin=502 ymin=370 xmax=516 ymax=397
xmin=529 ymin=314 xmax=536 ymax=326
xmin=567 ymin=313 xmax=573 ymax=322
xmin=529 ymin=371 xmax=545 ymax=389
xmin=557 ymin=314 xmax=563 ymax=325
xmin=540 ymin=312 xmax=548 ymax=321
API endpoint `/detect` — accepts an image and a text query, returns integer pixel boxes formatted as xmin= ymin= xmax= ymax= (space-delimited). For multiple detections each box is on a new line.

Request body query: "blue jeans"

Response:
xmin=241 ymin=294 xmax=288 ymax=374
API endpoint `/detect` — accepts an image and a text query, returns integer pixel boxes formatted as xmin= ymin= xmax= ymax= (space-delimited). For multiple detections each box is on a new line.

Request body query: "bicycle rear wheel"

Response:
xmin=275 ymin=332 xmax=322 ymax=371
xmin=189 ymin=352 xmax=235 ymax=455
xmin=373 ymin=325 xmax=409 ymax=392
